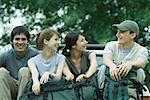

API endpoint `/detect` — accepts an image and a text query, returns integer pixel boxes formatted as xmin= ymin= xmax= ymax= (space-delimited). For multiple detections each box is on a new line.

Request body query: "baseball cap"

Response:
xmin=112 ymin=20 xmax=139 ymax=35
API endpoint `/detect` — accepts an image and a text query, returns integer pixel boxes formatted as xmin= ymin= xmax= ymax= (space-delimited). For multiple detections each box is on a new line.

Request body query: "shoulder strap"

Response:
xmin=80 ymin=51 xmax=91 ymax=73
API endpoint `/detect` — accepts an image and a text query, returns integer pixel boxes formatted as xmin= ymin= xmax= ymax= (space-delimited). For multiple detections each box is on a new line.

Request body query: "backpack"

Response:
xmin=20 ymin=77 xmax=100 ymax=100
xmin=103 ymin=67 xmax=145 ymax=100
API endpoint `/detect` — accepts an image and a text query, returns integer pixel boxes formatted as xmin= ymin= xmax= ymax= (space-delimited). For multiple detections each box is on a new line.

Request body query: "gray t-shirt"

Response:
xmin=29 ymin=53 xmax=63 ymax=77
xmin=0 ymin=46 xmax=39 ymax=79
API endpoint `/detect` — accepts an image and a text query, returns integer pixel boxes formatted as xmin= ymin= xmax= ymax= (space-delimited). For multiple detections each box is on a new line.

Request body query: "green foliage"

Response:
xmin=0 ymin=0 xmax=150 ymax=45
xmin=0 ymin=33 xmax=9 ymax=46
xmin=0 ymin=0 xmax=150 ymax=90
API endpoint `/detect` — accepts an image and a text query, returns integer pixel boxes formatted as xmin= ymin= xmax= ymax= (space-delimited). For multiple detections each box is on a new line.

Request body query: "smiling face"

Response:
xmin=12 ymin=33 xmax=28 ymax=53
xmin=44 ymin=34 xmax=60 ymax=52
xmin=116 ymin=30 xmax=135 ymax=44
xmin=73 ymin=34 xmax=88 ymax=52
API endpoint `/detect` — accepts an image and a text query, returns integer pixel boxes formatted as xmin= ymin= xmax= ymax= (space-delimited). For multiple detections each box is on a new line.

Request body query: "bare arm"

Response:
xmin=63 ymin=63 xmax=74 ymax=80
xmin=117 ymin=56 xmax=148 ymax=78
xmin=85 ymin=52 xmax=98 ymax=78
xmin=28 ymin=58 xmax=40 ymax=95
xmin=103 ymin=53 xmax=117 ymax=68
xmin=76 ymin=52 xmax=98 ymax=82
xmin=128 ymin=47 xmax=148 ymax=68
xmin=103 ymin=53 xmax=120 ymax=80
xmin=28 ymin=58 xmax=39 ymax=84
xmin=129 ymin=57 xmax=148 ymax=68
xmin=118 ymin=48 xmax=148 ymax=78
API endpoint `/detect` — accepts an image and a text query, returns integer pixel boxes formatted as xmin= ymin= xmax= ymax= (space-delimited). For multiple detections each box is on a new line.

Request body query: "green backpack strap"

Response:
xmin=74 ymin=76 xmax=100 ymax=100
xmin=104 ymin=75 xmax=129 ymax=100
xmin=129 ymin=78 xmax=147 ymax=98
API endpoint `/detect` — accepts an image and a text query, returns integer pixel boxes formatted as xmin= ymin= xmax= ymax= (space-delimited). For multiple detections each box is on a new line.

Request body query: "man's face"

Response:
xmin=12 ymin=33 xmax=28 ymax=53
xmin=116 ymin=30 xmax=133 ymax=44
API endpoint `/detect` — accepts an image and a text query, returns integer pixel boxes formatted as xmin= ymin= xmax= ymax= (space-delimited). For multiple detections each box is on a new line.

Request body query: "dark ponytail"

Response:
xmin=62 ymin=31 xmax=83 ymax=57
xmin=62 ymin=46 xmax=71 ymax=57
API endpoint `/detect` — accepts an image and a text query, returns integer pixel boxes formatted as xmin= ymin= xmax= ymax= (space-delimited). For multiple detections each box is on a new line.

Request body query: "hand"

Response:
xmin=65 ymin=73 xmax=74 ymax=81
xmin=40 ymin=72 xmax=50 ymax=84
xmin=76 ymin=74 xmax=88 ymax=82
xmin=118 ymin=62 xmax=132 ymax=78
xmin=109 ymin=67 xmax=120 ymax=81
xmin=32 ymin=81 xmax=40 ymax=95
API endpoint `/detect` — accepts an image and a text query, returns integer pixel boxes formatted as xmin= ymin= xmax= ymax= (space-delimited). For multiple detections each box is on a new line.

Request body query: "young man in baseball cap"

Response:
xmin=103 ymin=20 xmax=148 ymax=99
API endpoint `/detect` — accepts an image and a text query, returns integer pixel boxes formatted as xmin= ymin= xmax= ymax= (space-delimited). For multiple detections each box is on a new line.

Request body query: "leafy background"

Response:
xmin=0 ymin=0 xmax=150 ymax=89
xmin=0 ymin=0 xmax=150 ymax=45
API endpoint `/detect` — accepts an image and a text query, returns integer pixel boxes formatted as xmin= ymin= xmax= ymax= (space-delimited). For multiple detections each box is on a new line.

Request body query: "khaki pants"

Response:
xmin=0 ymin=67 xmax=30 ymax=100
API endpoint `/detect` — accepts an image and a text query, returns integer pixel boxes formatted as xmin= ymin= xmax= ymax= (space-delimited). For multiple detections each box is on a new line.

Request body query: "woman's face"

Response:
xmin=44 ymin=34 xmax=60 ymax=52
xmin=73 ymin=34 xmax=88 ymax=52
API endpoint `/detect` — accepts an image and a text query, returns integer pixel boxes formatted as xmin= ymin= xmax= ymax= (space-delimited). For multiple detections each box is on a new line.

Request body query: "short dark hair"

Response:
xmin=10 ymin=26 xmax=30 ymax=42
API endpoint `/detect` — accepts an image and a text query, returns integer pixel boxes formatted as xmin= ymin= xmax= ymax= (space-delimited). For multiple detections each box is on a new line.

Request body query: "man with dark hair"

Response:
xmin=0 ymin=26 xmax=38 ymax=100
xmin=103 ymin=20 xmax=148 ymax=99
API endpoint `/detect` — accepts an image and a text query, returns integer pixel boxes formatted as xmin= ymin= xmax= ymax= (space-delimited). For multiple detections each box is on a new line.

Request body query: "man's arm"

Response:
xmin=103 ymin=53 xmax=117 ymax=69
xmin=130 ymin=47 xmax=148 ymax=68
xmin=130 ymin=57 xmax=148 ymax=68
xmin=118 ymin=49 xmax=148 ymax=78
xmin=103 ymin=53 xmax=121 ymax=80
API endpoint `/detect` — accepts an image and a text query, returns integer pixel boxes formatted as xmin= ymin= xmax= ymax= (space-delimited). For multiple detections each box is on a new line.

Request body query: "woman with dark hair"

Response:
xmin=62 ymin=31 xmax=98 ymax=82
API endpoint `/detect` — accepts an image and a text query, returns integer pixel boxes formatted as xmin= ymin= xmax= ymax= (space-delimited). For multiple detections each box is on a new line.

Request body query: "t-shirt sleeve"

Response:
xmin=138 ymin=47 xmax=148 ymax=62
xmin=29 ymin=47 xmax=39 ymax=57
xmin=28 ymin=56 xmax=37 ymax=64
xmin=103 ymin=42 xmax=114 ymax=55
xmin=58 ymin=53 xmax=65 ymax=62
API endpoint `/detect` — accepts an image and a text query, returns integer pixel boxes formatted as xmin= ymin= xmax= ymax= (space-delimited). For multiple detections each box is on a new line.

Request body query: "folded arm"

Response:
xmin=28 ymin=58 xmax=40 ymax=95
xmin=103 ymin=53 xmax=120 ymax=80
